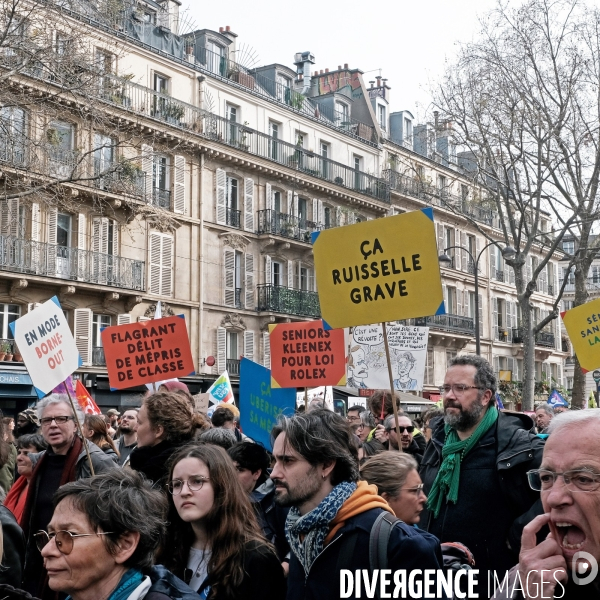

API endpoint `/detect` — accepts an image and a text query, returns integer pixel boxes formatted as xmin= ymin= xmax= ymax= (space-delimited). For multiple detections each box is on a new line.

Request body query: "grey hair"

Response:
xmin=449 ymin=355 xmax=497 ymax=396
xmin=198 ymin=427 xmax=237 ymax=450
xmin=383 ymin=414 xmax=413 ymax=432
xmin=535 ymin=403 xmax=554 ymax=417
xmin=37 ymin=394 xmax=85 ymax=424
xmin=360 ymin=410 xmax=377 ymax=428
xmin=547 ymin=408 xmax=600 ymax=435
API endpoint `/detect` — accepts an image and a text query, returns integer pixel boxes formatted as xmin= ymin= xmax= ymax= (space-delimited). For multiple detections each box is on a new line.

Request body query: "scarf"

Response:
xmin=4 ymin=474 xmax=29 ymax=526
xmin=66 ymin=568 xmax=144 ymax=600
xmin=128 ymin=440 xmax=177 ymax=488
xmin=21 ymin=435 xmax=83 ymax=538
xmin=427 ymin=406 xmax=499 ymax=519
xmin=325 ymin=480 xmax=393 ymax=544
xmin=286 ymin=481 xmax=356 ymax=574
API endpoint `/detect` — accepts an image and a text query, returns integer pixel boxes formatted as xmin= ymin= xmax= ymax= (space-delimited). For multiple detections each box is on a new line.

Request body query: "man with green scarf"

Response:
xmin=419 ymin=355 xmax=545 ymax=598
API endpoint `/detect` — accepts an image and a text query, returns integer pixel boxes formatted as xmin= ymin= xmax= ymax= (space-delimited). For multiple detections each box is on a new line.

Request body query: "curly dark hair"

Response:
xmin=271 ymin=409 xmax=359 ymax=484
xmin=53 ymin=469 xmax=168 ymax=570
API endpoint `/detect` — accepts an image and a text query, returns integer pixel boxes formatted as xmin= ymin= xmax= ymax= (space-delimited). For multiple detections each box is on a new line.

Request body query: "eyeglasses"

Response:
xmin=401 ymin=484 xmax=425 ymax=494
xmin=439 ymin=384 xmax=483 ymax=397
xmin=34 ymin=530 xmax=114 ymax=554
xmin=40 ymin=416 xmax=74 ymax=427
xmin=167 ymin=476 xmax=210 ymax=495
xmin=527 ymin=469 xmax=600 ymax=493
xmin=386 ymin=426 xmax=415 ymax=434
xmin=347 ymin=416 xmax=361 ymax=423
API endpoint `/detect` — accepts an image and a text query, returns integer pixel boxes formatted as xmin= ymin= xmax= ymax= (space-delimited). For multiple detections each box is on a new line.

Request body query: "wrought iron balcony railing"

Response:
xmin=234 ymin=288 xmax=243 ymax=309
xmin=151 ymin=189 xmax=171 ymax=209
xmin=92 ymin=346 xmax=106 ymax=366
xmin=256 ymin=284 xmax=320 ymax=318
xmin=226 ymin=358 xmax=241 ymax=376
xmin=93 ymin=163 xmax=146 ymax=198
xmin=512 ymin=327 xmax=555 ymax=348
xmin=0 ymin=338 xmax=23 ymax=361
xmin=413 ymin=314 xmax=475 ymax=336
xmin=494 ymin=326 xmax=513 ymax=342
xmin=226 ymin=208 xmax=241 ymax=229
xmin=256 ymin=210 xmax=321 ymax=242
xmin=0 ymin=235 xmax=145 ymax=291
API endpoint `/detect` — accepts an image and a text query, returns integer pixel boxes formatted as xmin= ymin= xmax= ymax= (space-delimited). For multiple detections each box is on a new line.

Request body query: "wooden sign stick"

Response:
xmin=382 ymin=322 xmax=402 ymax=452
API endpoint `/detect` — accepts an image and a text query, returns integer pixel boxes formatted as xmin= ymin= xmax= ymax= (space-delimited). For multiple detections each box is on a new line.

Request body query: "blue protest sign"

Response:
xmin=239 ymin=358 xmax=296 ymax=449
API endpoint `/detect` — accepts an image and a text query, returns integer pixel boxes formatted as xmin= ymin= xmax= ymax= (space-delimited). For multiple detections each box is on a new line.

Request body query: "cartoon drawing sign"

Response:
xmin=311 ymin=208 xmax=445 ymax=329
xmin=562 ymin=298 xmax=600 ymax=371
xmin=348 ymin=324 xmax=429 ymax=392
xmin=268 ymin=321 xmax=346 ymax=388
xmin=10 ymin=296 xmax=81 ymax=398
xmin=101 ymin=315 xmax=195 ymax=389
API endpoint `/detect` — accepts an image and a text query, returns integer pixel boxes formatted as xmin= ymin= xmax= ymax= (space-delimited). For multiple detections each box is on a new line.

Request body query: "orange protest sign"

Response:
xmin=101 ymin=315 xmax=195 ymax=389
xmin=268 ymin=321 xmax=346 ymax=389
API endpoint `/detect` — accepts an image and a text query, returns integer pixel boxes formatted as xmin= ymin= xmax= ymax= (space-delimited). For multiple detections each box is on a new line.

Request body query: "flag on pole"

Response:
xmin=495 ymin=392 xmax=504 ymax=410
xmin=52 ymin=376 xmax=101 ymax=415
xmin=547 ymin=389 xmax=568 ymax=408
xmin=207 ymin=371 xmax=234 ymax=406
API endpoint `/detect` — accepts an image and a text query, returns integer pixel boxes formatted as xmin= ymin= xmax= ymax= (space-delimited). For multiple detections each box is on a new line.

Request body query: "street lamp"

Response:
xmin=438 ymin=243 xmax=517 ymax=355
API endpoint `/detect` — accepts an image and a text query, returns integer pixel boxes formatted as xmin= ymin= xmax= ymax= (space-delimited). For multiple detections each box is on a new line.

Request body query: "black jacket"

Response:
xmin=419 ymin=411 xmax=545 ymax=592
xmin=286 ymin=507 xmax=445 ymax=600
xmin=129 ymin=441 xmax=179 ymax=488
xmin=0 ymin=506 xmax=25 ymax=587
xmin=251 ymin=479 xmax=290 ymax=561
xmin=197 ymin=540 xmax=285 ymax=600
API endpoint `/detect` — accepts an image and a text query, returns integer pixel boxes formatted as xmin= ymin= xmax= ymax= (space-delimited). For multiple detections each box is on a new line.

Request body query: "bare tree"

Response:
xmin=433 ymin=0 xmax=600 ymax=409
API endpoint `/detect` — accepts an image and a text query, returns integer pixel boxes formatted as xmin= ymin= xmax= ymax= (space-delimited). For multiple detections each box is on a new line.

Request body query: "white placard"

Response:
xmin=10 ymin=296 xmax=81 ymax=398
xmin=348 ymin=324 xmax=429 ymax=392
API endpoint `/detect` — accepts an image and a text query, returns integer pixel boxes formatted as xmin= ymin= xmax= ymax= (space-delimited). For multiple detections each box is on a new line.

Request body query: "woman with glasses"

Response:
xmin=32 ymin=469 xmax=197 ymax=600
xmin=162 ymin=443 xmax=286 ymax=600
xmin=360 ymin=451 xmax=429 ymax=525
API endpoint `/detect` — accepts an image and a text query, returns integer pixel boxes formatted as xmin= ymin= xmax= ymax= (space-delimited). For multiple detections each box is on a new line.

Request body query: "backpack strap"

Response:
xmin=369 ymin=511 xmax=401 ymax=572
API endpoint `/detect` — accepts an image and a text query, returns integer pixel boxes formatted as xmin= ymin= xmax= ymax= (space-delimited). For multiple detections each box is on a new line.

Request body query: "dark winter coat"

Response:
xmin=286 ymin=507 xmax=445 ymax=600
xmin=128 ymin=441 xmax=179 ymax=488
xmin=0 ymin=505 xmax=25 ymax=587
xmin=419 ymin=411 xmax=545 ymax=596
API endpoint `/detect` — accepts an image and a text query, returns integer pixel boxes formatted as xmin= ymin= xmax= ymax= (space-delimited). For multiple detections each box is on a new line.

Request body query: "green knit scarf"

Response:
xmin=427 ymin=406 xmax=499 ymax=519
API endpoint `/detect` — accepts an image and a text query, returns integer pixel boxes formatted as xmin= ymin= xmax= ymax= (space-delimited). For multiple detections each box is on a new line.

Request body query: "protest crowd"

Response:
xmin=0 ymin=350 xmax=597 ymax=600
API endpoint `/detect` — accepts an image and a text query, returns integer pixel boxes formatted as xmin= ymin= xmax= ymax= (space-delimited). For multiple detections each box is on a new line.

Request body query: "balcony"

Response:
xmin=256 ymin=284 xmax=320 ymax=318
xmin=92 ymin=346 xmax=106 ymax=366
xmin=413 ymin=314 xmax=475 ymax=336
xmin=234 ymin=288 xmax=243 ymax=310
xmin=564 ymin=278 xmax=600 ymax=293
xmin=226 ymin=358 xmax=241 ymax=377
xmin=151 ymin=189 xmax=171 ymax=210
xmin=93 ymin=163 xmax=146 ymax=199
xmin=257 ymin=210 xmax=321 ymax=243
xmin=226 ymin=208 xmax=241 ymax=229
xmin=512 ymin=328 xmax=555 ymax=348
xmin=492 ymin=267 xmax=505 ymax=282
xmin=0 ymin=339 xmax=23 ymax=362
xmin=383 ymin=170 xmax=494 ymax=225
xmin=0 ymin=235 xmax=145 ymax=291
xmin=494 ymin=327 xmax=512 ymax=342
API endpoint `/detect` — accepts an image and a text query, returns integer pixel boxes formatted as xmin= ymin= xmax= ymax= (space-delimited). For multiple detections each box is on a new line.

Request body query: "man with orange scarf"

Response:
xmin=271 ymin=410 xmax=445 ymax=600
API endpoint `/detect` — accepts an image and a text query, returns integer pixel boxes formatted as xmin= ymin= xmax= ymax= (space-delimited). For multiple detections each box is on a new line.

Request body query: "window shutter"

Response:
xmin=308 ymin=267 xmax=315 ymax=292
xmin=138 ymin=316 xmax=151 ymax=322
xmin=47 ymin=207 xmax=58 ymax=245
xmin=553 ymin=264 xmax=559 ymax=295
xmin=31 ymin=203 xmax=40 ymax=241
xmin=243 ymin=330 xmax=254 ymax=362
xmin=265 ymin=255 xmax=272 ymax=285
xmin=493 ymin=356 xmax=500 ymax=375
xmin=224 ymin=248 xmax=235 ymax=306
xmin=292 ymin=193 xmax=298 ymax=218
xmin=141 ymin=144 xmax=153 ymax=198
xmin=478 ymin=293 xmax=483 ymax=335
xmin=437 ymin=223 xmax=444 ymax=254
xmin=454 ymin=228 xmax=461 ymax=270
xmin=318 ymin=200 xmax=323 ymax=225
xmin=3 ymin=199 xmax=19 ymax=238
xmin=173 ymin=155 xmax=186 ymax=214
xmin=245 ymin=252 xmax=254 ymax=309
xmin=492 ymin=297 xmax=498 ymax=338
xmin=335 ymin=206 xmax=341 ymax=227
xmin=74 ymin=308 xmax=92 ymax=366
xmin=296 ymin=260 xmax=301 ymax=290
xmin=265 ymin=182 xmax=272 ymax=211
xmin=312 ymin=198 xmax=318 ymax=222
xmin=476 ymin=237 xmax=482 ymax=275
xmin=78 ymin=213 xmax=86 ymax=250
xmin=461 ymin=232 xmax=468 ymax=272
xmin=160 ymin=235 xmax=173 ymax=296
xmin=93 ymin=217 xmax=109 ymax=283
xmin=117 ymin=314 xmax=132 ymax=325
xmin=244 ymin=177 xmax=254 ymax=231
xmin=148 ymin=232 xmax=162 ymax=295
xmin=216 ymin=326 xmax=226 ymax=374
xmin=216 ymin=168 xmax=226 ymax=225
xmin=287 ymin=260 xmax=294 ymax=288
xmin=442 ymin=284 xmax=448 ymax=312
xmin=287 ymin=190 xmax=293 ymax=214
xmin=262 ymin=331 xmax=271 ymax=368
xmin=489 ymin=245 xmax=496 ymax=277
xmin=111 ymin=219 xmax=119 ymax=256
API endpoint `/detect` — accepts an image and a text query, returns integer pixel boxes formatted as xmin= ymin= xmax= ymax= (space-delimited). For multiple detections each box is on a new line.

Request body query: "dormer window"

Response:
xmin=335 ymin=101 xmax=349 ymax=124
xmin=378 ymin=104 xmax=386 ymax=130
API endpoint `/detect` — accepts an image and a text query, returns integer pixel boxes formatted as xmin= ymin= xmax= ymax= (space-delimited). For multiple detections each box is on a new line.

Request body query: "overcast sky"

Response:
xmin=183 ymin=0 xmax=498 ymax=120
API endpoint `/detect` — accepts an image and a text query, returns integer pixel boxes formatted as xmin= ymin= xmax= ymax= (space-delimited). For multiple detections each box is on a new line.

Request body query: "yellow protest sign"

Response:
xmin=312 ymin=208 xmax=444 ymax=329
xmin=562 ymin=298 xmax=600 ymax=371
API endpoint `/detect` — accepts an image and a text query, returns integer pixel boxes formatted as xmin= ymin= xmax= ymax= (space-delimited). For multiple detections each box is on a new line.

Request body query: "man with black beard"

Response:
xmin=419 ymin=355 xmax=545 ymax=598
xmin=115 ymin=408 xmax=138 ymax=466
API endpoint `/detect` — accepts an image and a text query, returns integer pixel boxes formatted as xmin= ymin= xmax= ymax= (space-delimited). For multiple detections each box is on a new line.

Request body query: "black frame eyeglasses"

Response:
xmin=439 ymin=384 xmax=484 ymax=397
xmin=39 ymin=416 xmax=74 ymax=427
xmin=34 ymin=530 xmax=114 ymax=555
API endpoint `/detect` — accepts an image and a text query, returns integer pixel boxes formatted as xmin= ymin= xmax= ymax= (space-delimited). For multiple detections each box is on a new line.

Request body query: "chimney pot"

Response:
xmin=226 ymin=25 xmax=230 ymax=31
xmin=344 ymin=63 xmax=348 ymax=69
xmin=338 ymin=65 xmax=342 ymax=70
xmin=314 ymin=71 xmax=318 ymax=76
xmin=325 ymin=68 xmax=329 ymax=73
xmin=219 ymin=27 xmax=224 ymax=32
xmin=320 ymin=69 xmax=324 ymax=74
xmin=377 ymin=79 xmax=381 ymax=87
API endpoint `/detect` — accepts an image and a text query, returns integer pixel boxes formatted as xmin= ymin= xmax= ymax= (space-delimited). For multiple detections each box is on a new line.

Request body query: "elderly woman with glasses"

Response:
xmin=360 ymin=451 xmax=428 ymax=525
xmin=34 ymin=469 xmax=196 ymax=600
